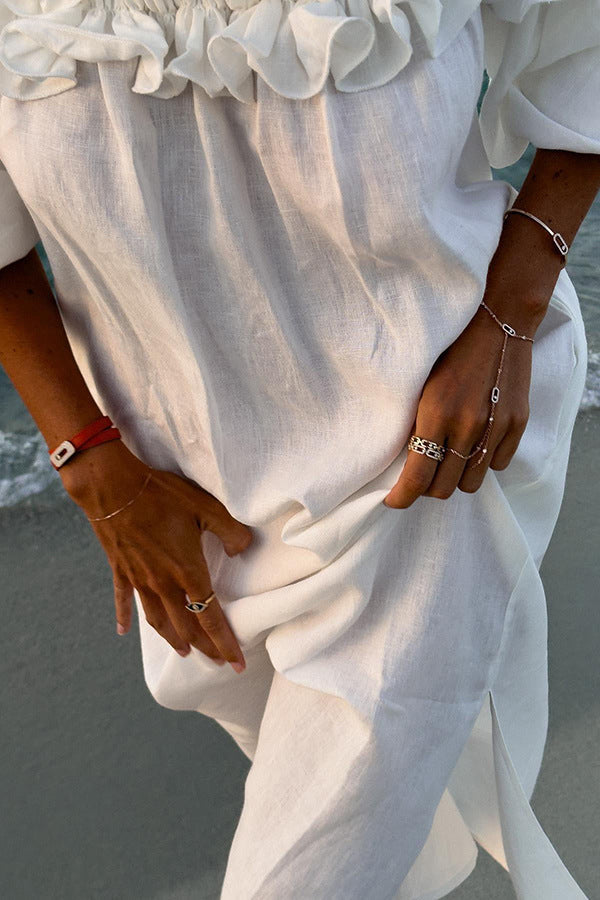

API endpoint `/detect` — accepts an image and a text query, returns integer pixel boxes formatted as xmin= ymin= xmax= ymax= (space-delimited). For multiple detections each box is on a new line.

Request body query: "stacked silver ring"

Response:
xmin=185 ymin=591 xmax=216 ymax=613
xmin=407 ymin=435 xmax=446 ymax=462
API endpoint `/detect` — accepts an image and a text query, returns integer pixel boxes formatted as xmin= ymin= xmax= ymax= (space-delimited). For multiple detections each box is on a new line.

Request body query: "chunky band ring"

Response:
xmin=185 ymin=591 xmax=216 ymax=613
xmin=408 ymin=434 xmax=446 ymax=462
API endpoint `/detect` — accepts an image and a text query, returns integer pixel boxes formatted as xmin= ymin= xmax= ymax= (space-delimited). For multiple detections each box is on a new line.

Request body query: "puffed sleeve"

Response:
xmin=478 ymin=0 xmax=600 ymax=168
xmin=0 ymin=159 xmax=40 ymax=269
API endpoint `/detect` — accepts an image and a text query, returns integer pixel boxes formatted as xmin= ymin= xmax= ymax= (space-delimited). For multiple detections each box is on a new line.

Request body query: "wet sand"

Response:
xmin=1 ymin=410 xmax=598 ymax=899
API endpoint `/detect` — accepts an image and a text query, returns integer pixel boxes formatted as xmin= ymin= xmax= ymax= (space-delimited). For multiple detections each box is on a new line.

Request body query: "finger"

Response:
xmin=161 ymin=587 xmax=227 ymax=665
xmin=153 ymin=470 xmax=253 ymax=557
xmin=488 ymin=416 xmax=529 ymax=471
xmin=113 ymin=572 xmax=133 ymax=635
xmin=422 ymin=432 xmax=471 ymax=500
xmin=195 ymin=496 xmax=254 ymax=557
xmin=458 ymin=417 xmax=506 ymax=493
xmin=383 ymin=417 xmax=446 ymax=509
xmin=137 ymin=587 xmax=192 ymax=657
xmin=188 ymin=592 xmax=246 ymax=670
xmin=180 ymin=575 xmax=245 ymax=669
xmin=186 ymin=487 xmax=253 ymax=555
xmin=174 ymin=549 xmax=246 ymax=667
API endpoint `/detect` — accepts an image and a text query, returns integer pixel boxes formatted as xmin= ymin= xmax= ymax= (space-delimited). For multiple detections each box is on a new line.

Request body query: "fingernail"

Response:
xmin=117 ymin=623 xmax=126 ymax=635
xmin=177 ymin=647 xmax=191 ymax=657
xmin=230 ymin=661 xmax=245 ymax=674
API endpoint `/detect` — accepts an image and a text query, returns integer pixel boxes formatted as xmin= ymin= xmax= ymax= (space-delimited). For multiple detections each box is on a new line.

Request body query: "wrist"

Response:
xmin=49 ymin=415 xmax=120 ymax=469
xmin=59 ymin=439 xmax=151 ymax=517
xmin=484 ymin=223 xmax=565 ymax=333
xmin=479 ymin=286 xmax=551 ymax=336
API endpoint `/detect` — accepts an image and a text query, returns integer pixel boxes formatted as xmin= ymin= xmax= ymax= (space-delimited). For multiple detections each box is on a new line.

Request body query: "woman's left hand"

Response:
xmin=382 ymin=298 xmax=537 ymax=508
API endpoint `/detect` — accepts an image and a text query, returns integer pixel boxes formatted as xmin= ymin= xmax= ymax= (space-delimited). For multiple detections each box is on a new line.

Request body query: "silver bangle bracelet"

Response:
xmin=503 ymin=207 xmax=569 ymax=261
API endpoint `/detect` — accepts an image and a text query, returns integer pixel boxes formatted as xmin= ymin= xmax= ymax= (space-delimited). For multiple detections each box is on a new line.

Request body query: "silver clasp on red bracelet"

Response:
xmin=49 ymin=440 xmax=77 ymax=468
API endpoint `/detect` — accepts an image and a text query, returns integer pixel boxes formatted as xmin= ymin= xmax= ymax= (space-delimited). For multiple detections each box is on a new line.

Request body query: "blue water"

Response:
xmin=1 ymin=108 xmax=599 ymax=508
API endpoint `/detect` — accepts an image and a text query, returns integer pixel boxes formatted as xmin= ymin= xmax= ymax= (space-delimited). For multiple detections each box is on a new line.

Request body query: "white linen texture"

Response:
xmin=0 ymin=160 xmax=39 ymax=268
xmin=0 ymin=1 xmax=597 ymax=897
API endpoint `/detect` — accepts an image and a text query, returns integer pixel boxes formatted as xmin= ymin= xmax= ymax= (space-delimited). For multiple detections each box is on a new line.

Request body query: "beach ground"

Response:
xmin=1 ymin=410 xmax=598 ymax=900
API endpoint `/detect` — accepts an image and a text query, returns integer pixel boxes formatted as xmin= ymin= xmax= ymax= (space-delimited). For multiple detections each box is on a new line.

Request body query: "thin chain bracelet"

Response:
xmin=87 ymin=469 xmax=153 ymax=522
xmin=446 ymin=301 xmax=535 ymax=468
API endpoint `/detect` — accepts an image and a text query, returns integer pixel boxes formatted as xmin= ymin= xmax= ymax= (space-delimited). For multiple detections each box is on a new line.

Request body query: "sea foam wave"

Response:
xmin=0 ymin=430 xmax=58 ymax=507
xmin=580 ymin=350 xmax=600 ymax=413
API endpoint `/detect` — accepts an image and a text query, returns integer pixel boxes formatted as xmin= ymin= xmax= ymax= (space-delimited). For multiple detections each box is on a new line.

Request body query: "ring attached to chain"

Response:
xmin=407 ymin=435 xmax=446 ymax=462
xmin=408 ymin=300 xmax=535 ymax=473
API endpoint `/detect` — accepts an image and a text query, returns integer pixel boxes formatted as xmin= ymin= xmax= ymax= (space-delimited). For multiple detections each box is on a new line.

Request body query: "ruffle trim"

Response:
xmin=0 ymin=0 xmax=486 ymax=102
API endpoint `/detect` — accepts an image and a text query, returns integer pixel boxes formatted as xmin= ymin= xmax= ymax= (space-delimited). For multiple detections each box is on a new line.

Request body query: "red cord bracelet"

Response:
xmin=49 ymin=415 xmax=121 ymax=469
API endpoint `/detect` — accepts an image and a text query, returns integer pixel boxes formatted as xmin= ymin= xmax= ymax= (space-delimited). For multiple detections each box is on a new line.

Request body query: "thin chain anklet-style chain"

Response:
xmin=446 ymin=300 xmax=535 ymax=468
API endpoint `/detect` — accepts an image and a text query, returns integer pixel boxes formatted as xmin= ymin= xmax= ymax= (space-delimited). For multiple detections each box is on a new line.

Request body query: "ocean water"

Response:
xmin=1 ymin=130 xmax=599 ymax=509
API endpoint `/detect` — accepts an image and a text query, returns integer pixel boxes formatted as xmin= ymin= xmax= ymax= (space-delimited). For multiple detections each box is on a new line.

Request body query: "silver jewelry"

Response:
xmin=445 ymin=301 xmax=535 ymax=467
xmin=87 ymin=470 xmax=153 ymax=522
xmin=503 ymin=208 xmax=569 ymax=261
xmin=185 ymin=591 xmax=216 ymax=613
xmin=477 ymin=300 xmax=536 ymax=344
xmin=407 ymin=435 xmax=446 ymax=462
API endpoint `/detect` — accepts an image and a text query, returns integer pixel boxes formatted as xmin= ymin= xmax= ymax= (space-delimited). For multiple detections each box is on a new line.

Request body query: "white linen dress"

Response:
xmin=1 ymin=0 xmax=599 ymax=896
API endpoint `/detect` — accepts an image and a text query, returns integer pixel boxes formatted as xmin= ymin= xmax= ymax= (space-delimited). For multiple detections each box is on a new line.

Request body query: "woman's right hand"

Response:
xmin=59 ymin=439 xmax=252 ymax=671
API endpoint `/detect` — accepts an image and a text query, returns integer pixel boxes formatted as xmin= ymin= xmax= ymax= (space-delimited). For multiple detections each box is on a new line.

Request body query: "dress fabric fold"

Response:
xmin=0 ymin=0 xmax=596 ymax=896
xmin=0 ymin=160 xmax=39 ymax=267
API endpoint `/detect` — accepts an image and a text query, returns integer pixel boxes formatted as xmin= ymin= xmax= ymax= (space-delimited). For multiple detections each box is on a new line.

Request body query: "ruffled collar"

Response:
xmin=0 ymin=0 xmax=492 ymax=101
xmin=2 ymin=0 xmax=549 ymax=102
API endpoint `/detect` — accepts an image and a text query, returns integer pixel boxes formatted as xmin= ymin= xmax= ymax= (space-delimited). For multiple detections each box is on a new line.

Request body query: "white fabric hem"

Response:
xmin=396 ymin=847 xmax=479 ymax=900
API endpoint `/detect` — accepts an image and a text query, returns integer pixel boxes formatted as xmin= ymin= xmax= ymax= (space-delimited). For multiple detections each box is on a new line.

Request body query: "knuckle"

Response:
xmin=224 ymin=529 xmax=253 ymax=556
xmin=177 ymin=565 xmax=201 ymax=584
xmin=491 ymin=412 xmax=510 ymax=431
xmin=112 ymin=572 xmax=130 ymax=591
xmin=463 ymin=413 xmax=489 ymax=434
xmin=146 ymin=576 xmax=172 ymax=597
